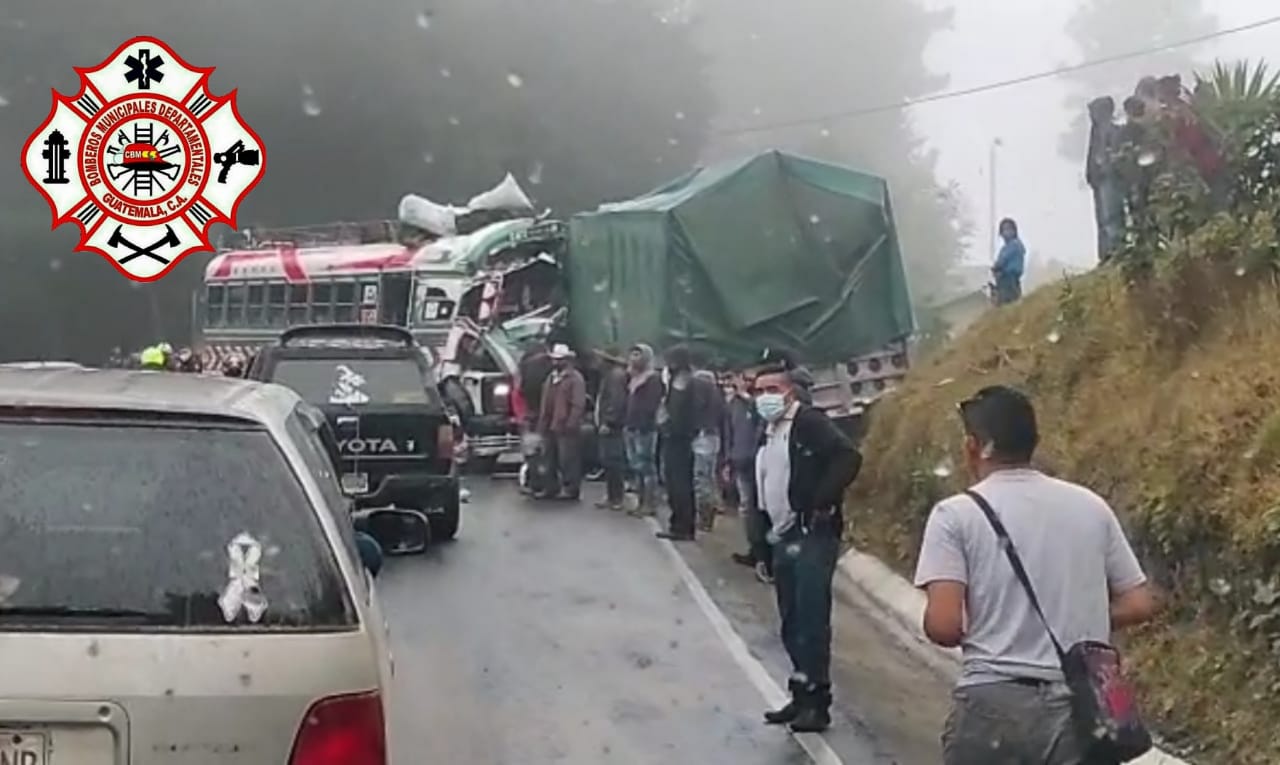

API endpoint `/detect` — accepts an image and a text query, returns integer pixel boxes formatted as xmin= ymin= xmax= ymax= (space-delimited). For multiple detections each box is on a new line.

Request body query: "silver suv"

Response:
xmin=0 ymin=367 xmax=416 ymax=765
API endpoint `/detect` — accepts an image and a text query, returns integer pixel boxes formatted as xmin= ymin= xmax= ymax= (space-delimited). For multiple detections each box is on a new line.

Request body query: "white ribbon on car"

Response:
xmin=218 ymin=531 xmax=269 ymax=624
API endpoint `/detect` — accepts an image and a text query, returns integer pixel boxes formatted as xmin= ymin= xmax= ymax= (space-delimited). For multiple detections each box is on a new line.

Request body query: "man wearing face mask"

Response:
xmin=755 ymin=366 xmax=862 ymax=733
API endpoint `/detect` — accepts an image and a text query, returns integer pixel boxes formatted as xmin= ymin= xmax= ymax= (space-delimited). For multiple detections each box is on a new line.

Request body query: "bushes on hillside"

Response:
xmin=850 ymin=60 xmax=1280 ymax=764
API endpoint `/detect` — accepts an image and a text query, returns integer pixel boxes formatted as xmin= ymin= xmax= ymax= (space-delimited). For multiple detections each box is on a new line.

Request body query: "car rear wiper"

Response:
xmin=0 ymin=605 xmax=157 ymax=619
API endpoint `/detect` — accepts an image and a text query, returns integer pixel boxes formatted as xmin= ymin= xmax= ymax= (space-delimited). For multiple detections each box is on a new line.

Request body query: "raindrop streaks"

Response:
xmin=808 ymin=214 xmax=821 ymax=225
xmin=528 ymin=161 xmax=544 ymax=186
xmin=0 ymin=92 xmax=9 ymax=108
xmin=448 ymin=115 xmax=461 ymax=126
xmin=421 ymin=151 xmax=435 ymax=165
xmin=931 ymin=460 xmax=952 ymax=478
xmin=415 ymin=10 xmax=432 ymax=29
xmin=440 ymin=67 xmax=452 ymax=79
xmin=1047 ymin=329 xmax=1062 ymax=344
xmin=506 ymin=72 xmax=525 ymax=89
xmin=300 ymin=84 xmax=322 ymax=118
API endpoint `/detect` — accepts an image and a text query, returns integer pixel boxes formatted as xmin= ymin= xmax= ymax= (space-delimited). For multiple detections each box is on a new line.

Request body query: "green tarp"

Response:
xmin=565 ymin=150 xmax=915 ymax=366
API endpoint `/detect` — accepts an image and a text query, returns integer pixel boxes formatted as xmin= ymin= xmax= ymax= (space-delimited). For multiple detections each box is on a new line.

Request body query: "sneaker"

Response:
xmin=755 ymin=562 xmax=774 ymax=584
xmin=731 ymin=552 xmax=755 ymax=567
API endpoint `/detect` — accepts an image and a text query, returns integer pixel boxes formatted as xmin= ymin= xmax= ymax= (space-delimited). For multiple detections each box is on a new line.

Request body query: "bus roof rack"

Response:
xmin=278 ymin=324 xmax=417 ymax=349
xmin=216 ymin=220 xmax=423 ymax=251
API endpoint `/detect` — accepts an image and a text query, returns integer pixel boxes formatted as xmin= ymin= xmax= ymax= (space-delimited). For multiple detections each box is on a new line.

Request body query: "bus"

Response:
xmin=196 ymin=217 xmax=566 ymax=367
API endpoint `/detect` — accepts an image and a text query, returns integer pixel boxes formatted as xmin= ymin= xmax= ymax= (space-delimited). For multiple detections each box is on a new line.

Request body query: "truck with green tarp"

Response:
xmin=564 ymin=149 xmax=915 ymax=412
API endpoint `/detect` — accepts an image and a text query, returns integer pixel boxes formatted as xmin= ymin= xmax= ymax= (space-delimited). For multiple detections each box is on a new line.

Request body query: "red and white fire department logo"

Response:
xmin=20 ymin=36 xmax=267 ymax=282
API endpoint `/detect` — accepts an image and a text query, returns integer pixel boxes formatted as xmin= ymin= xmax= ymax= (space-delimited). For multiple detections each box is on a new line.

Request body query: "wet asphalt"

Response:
xmin=377 ymin=480 xmax=907 ymax=765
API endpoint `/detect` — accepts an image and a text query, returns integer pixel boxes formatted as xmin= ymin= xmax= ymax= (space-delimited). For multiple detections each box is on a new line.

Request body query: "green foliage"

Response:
xmin=1195 ymin=60 xmax=1280 ymax=109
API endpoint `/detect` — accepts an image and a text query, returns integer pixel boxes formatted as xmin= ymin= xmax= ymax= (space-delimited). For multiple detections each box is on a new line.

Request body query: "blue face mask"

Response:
xmin=755 ymin=392 xmax=787 ymax=421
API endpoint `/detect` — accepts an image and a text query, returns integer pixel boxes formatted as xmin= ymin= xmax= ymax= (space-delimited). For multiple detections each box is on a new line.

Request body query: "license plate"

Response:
xmin=341 ymin=473 xmax=369 ymax=495
xmin=0 ymin=729 xmax=48 ymax=765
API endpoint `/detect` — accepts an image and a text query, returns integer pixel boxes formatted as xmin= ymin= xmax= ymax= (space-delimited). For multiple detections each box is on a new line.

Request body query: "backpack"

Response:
xmin=966 ymin=489 xmax=1153 ymax=764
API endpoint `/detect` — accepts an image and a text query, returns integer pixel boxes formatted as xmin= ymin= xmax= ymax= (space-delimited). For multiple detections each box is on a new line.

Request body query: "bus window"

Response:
xmin=226 ymin=283 xmax=248 ymax=327
xmin=334 ymin=282 xmax=356 ymax=323
xmin=267 ymin=283 xmax=287 ymax=328
xmin=246 ymin=283 xmax=266 ymax=326
xmin=287 ymin=284 xmax=310 ymax=326
xmin=206 ymin=285 xmax=226 ymax=328
xmin=313 ymin=282 xmax=333 ymax=323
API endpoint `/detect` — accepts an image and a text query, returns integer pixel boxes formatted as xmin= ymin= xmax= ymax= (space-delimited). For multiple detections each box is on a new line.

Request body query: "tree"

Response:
xmin=1059 ymin=0 xmax=1218 ymax=166
xmin=0 ymin=0 xmax=713 ymax=360
xmin=691 ymin=0 xmax=971 ymax=304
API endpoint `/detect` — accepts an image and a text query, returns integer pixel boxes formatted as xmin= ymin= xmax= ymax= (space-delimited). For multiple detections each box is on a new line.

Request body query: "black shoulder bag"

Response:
xmin=965 ymin=489 xmax=1153 ymax=764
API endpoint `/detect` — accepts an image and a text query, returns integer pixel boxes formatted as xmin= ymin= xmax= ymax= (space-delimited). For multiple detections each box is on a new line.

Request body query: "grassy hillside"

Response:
xmin=847 ymin=228 xmax=1280 ymax=762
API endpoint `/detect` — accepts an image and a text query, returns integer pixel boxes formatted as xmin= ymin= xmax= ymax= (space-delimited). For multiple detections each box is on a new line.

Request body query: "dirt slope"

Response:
xmin=847 ymin=258 xmax=1280 ymax=764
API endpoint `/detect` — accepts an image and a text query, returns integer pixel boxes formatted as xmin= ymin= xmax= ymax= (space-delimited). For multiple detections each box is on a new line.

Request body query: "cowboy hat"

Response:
xmin=549 ymin=343 xmax=576 ymax=359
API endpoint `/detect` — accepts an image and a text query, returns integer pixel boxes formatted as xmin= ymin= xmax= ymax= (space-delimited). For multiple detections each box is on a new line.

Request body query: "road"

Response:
xmin=377 ymin=480 xmax=950 ymax=765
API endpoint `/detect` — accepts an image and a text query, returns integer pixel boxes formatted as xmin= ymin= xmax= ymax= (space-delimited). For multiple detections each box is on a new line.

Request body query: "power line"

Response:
xmin=717 ymin=13 xmax=1280 ymax=136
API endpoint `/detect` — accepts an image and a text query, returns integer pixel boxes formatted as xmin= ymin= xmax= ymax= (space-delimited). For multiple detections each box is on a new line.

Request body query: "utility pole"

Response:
xmin=988 ymin=137 xmax=1003 ymax=255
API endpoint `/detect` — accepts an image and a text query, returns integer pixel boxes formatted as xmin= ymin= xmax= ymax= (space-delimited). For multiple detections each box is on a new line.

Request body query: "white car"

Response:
xmin=0 ymin=368 xmax=419 ymax=764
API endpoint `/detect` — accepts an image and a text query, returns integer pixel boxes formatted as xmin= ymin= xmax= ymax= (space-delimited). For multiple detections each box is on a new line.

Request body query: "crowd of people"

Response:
xmin=518 ymin=337 xmax=863 ymax=732
xmin=106 ymin=343 xmax=250 ymax=377
xmin=1086 ymin=72 xmax=1226 ymax=263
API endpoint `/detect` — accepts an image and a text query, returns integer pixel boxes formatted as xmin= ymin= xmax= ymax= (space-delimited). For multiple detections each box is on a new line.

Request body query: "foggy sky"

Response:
xmin=914 ymin=0 xmax=1279 ymax=269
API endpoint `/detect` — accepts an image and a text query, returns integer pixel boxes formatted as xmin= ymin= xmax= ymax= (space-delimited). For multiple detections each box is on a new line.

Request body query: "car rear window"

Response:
xmin=0 ymin=420 xmax=356 ymax=631
xmin=271 ymin=357 xmax=437 ymax=406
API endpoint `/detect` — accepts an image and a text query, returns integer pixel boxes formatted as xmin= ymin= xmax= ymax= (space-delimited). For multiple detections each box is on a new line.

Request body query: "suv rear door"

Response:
xmin=259 ymin=351 xmax=452 ymax=494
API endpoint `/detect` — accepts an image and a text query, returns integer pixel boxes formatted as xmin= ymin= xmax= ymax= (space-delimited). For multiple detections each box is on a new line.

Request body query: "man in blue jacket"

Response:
xmin=992 ymin=218 xmax=1026 ymax=306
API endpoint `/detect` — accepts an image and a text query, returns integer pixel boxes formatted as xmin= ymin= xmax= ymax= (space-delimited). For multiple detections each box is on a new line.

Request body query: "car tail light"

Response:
xmin=289 ymin=691 xmax=386 ymax=765
xmin=437 ymin=422 xmax=455 ymax=459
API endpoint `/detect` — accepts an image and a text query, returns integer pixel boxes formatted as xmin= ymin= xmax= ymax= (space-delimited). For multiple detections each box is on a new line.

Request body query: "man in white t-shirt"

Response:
xmin=914 ymin=385 xmax=1158 ymax=764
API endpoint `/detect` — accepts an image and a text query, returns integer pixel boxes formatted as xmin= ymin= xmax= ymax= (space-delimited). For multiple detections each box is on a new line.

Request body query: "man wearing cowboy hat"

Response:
xmin=537 ymin=343 xmax=588 ymax=501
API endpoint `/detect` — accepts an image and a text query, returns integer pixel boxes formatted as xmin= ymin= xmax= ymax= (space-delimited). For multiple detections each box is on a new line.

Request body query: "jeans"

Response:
xmin=943 ymin=681 xmax=1093 ymax=765
xmin=692 ymin=432 xmax=720 ymax=527
xmin=624 ymin=429 xmax=658 ymax=507
xmin=1092 ymin=180 xmax=1125 ymax=262
xmin=773 ymin=517 xmax=839 ymax=686
xmin=599 ymin=429 xmax=627 ymax=505
xmin=662 ymin=436 xmax=696 ymax=536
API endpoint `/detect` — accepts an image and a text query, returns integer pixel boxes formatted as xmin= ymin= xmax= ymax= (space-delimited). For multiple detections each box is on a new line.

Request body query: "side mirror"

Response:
xmin=354 ymin=508 xmax=431 ymax=555
xmin=355 ymin=531 xmax=384 ymax=577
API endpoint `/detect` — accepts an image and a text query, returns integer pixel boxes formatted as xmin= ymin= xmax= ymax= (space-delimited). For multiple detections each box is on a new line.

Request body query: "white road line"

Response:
xmin=646 ymin=518 xmax=848 ymax=765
